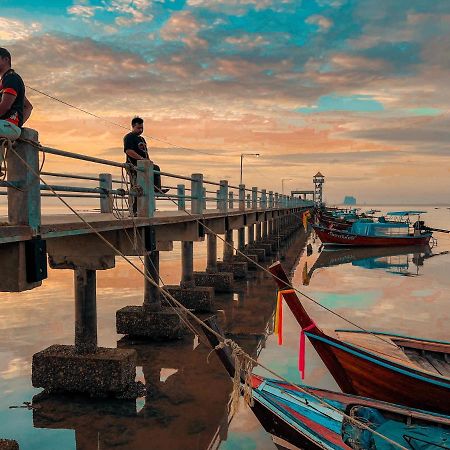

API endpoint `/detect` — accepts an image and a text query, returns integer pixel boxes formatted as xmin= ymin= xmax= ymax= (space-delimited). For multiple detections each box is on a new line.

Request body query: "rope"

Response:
xmin=0 ymin=137 xmax=12 ymax=180
xmin=7 ymin=144 xmax=411 ymax=449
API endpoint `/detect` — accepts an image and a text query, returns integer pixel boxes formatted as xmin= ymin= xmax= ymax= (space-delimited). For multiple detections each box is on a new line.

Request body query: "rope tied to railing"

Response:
xmin=0 ymin=137 xmax=12 ymax=180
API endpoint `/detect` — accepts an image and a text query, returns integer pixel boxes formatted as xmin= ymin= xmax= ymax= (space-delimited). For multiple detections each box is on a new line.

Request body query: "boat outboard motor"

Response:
xmin=413 ymin=220 xmax=425 ymax=237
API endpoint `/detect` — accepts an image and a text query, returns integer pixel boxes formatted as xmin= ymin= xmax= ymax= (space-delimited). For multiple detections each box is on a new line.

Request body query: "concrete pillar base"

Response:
xmin=233 ymin=254 xmax=258 ymax=270
xmin=32 ymin=345 xmax=140 ymax=399
xmin=116 ymin=306 xmax=184 ymax=340
xmin=165 ymin=285 xmax=214 ymax=312
xmin=217 ymin=261 xmax=248 ymax=279
xmin=248 ymin=242 xmax=272 ymax=256
xmin=193 ymin=271 xmax=233 ymax=293
xmin=244 ymin=246 xmax=265 ymax=262
xmin=0 ymin=440 xmax=19 ymax=450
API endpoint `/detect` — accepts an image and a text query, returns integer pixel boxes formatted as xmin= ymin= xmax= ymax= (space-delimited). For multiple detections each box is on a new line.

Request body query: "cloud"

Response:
xmin=306 ymin=15 xmax=333 ymax=31
xmin=0 ymin=17 xmax=41 ymax=42
xmin=159 ymin=11 xmax=207 ymax=48
xmin=67 ymin=5 xmax=98 ymax=18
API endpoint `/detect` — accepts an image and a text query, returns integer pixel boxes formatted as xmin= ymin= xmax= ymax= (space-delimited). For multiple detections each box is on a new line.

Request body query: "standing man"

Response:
xmin=124 ymin=116 xmax=168 ymax=216
xmin=0 ymin=48 xmax=33 ymax=140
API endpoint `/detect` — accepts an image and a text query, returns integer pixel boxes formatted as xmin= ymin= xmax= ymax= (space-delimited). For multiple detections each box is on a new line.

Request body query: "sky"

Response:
xmin=1 ymin=0 xmax=449 ymax=204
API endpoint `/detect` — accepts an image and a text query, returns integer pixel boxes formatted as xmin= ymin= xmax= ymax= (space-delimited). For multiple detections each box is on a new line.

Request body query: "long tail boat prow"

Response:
xmin=268 ymin=261 xmax=450 ymax=415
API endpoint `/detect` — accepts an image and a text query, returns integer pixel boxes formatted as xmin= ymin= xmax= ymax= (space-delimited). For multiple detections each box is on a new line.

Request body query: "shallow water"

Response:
xmin=0 ymin=205 xmax=449 ymax=449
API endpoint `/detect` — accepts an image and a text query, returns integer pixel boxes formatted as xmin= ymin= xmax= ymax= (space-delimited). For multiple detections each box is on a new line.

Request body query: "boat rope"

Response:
xmin=8 ymin=145 xmax=411 ymax=450
xmin=7 ymin=144 xmax=414 ymax=450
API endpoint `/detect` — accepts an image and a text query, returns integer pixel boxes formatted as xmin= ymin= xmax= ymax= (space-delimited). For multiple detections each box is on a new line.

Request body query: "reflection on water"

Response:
xmin=0 ymin=206 xmax=449 ymax=449
xmin=303 ymin=244 xmax=448 ymax=284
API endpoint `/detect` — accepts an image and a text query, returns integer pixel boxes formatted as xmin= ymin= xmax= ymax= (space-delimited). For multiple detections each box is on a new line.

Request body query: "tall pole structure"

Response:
xmin=313 ymin=172 xmax=325 ymax=206
xmin=240 ymin=153 xmax=260 ymax=185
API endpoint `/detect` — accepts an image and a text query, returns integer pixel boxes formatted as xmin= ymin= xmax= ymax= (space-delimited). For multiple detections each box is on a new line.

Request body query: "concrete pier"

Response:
xmin=0 ymin=440 xmax=19 ymax=450
xmin=116 ymin=248 xmax=185 ymax=340
xmin=194 ymin=233 xmax=233 ymax=292
xmin=166 ymin=241 xmax=214 ymax=311
xmin=33 ymin=262 xmax=140 ymax=398
xmin=217 ymin=230 xmax=248 ymax=279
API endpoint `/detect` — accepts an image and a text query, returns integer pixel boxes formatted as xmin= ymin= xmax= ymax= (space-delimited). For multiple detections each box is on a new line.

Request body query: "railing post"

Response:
xmin=7 ymin=128 xmax=41 ymax=233
xmin=177 ymin=184 xmax=185 ymax=210
xmin=191 ymin=173 xmax=203 ymax=214
xmin=252 ymin=187 xmax=257 ymax=209
xmin=246 ymin=194 xmax=251 ymax=208
xmin=219 ymin=180 xmax=228 ymax=211
xmin=202 ymin=187 xmax=207 ymax=211
xmin=269 ymin=191 xmax=273 ymax=208
xmin=216 ymin=189 xmax=220 ymax=209
xmin=228 ymin=192 xmax=234 ymax=209
xmin=239 ymin=184 xmax=245 ymax=211
xmin=137 ymin=160 xmax=155 ymax=218
xmin=261 ymin=189 xmax=267 ymax=209
xmin=275 ymin=193 xmax=279 ymax=208
xmin=99 ymin=173 xmax=112 ymax=213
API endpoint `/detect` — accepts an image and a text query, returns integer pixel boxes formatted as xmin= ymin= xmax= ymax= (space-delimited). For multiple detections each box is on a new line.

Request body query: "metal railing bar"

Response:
xmin=41 ymin=171 xmax=101 ymax=182
xmin=41 ymin=193 xmax=101 ymax=198
xmin=157 ymin=171 xmax=195 ymax=182
xmin=40 ymin=146 xmax=126 ymax=168
xmin=40 ymin=184 xmax=126 ymax=196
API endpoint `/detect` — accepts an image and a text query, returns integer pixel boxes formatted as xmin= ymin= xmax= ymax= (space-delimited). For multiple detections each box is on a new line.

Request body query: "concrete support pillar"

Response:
xmin=99 ymin=173 xmax=113 ymax=213
xmin=144 ymin=250 xmax=160 ymax=311
xmin=256 ymin=222 xmax=262 ymax=241
xmin=206 ymin=233 xmax=217 ymax=273
xmin=239 ymin=184 xmax=245 ymax=211
xmin=137 ymin=160 xmax=156 ymax=218
xmin=177 ymin=184 xmax=185 ymax=210
xmin=219 ymin=180 xmax=228 ymax=211
xmin=223 ymin=229 xmax=234 ymax=262
xmin=7 ymin=128 xmax=41 ymax=233
xmin=263 ymin=220 xmax=268 ymax=239
xmin=181 ymin=241 xmax=194 ymax=287
xmin=228 ymin=192 xmax=234 ymax=209
xmin=74 ymin=268 xmax=97 ymax=354
xmin=238 ymin=228 xmax=245 ymax=251
xmin=248 ymin=224 xmax=254 ymax=245
xmin=269 ymin=219 xmax=273 ymax=236
xmin=191 ymin=173 xmax=203 ymax=214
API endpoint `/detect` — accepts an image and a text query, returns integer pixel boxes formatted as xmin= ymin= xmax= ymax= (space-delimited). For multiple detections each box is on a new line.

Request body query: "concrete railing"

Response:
xmin=0 ymin=128 xmax=314 ymax=230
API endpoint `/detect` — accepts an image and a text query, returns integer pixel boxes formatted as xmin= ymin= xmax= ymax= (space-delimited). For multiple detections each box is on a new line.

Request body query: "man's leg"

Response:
xmin=0 ymin=120 xmax=21 ymax=140
xmin=126 ymin=167 xmax=138 ymax=216
xmin=153 ymin=164 xmax=162 ymax=192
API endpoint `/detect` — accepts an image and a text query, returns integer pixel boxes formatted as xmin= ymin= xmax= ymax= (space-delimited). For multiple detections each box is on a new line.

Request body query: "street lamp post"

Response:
xmin=240 ymin=153 xmax=260 ymax=185
xmin=281 ymin=178 xmax=292 ymax=195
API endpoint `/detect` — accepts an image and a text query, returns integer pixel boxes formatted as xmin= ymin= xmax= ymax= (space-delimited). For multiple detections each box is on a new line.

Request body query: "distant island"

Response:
xmin=343 ymin=196 xmax=356 ymax=205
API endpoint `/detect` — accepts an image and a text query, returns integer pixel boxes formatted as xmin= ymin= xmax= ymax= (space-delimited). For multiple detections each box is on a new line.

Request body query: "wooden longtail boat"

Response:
xmin=269 ymin=261 xmax=450 ymax=415
xmin=313 ymin=223 xmax=432 ymax=247
xmin=203 ymin=319 xmax=450 ymax=450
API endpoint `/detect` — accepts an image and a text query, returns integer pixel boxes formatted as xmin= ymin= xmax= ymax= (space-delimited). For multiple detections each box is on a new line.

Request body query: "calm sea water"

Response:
xmin=0 ymin=205 xmax=449 ymax=449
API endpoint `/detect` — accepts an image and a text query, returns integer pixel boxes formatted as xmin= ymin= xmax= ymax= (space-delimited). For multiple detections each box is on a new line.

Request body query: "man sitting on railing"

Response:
xmin=124 ymin=116 xmax=169 ymax=216
xmin=0 ymin=48 xmax=33 ymax=140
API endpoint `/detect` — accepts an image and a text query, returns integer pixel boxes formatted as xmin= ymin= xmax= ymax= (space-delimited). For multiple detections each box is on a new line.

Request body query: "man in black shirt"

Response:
xmin=124 ymin=116 xmax=168 ymax=215
xmin=0 ymin=48 xmax=33 ymax=140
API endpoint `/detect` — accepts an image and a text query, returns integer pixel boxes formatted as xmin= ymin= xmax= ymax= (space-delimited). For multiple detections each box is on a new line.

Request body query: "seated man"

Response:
xmin=123 ymin=116 xmax=169 ymax=216
xmin=0 ymin=47 xmax=33 ymax=140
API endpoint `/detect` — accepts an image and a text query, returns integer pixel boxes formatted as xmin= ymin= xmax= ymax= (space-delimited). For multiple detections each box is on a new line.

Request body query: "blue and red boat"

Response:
xmin=203 ymin=318 xmax=450 ymax=450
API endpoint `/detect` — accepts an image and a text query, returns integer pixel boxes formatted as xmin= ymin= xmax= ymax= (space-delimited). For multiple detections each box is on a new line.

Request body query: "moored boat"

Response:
xmin=203 ymin=318 xmax=450 ymax=450
xmin=313 ymin=219 xmax=432 ymax=247
xmin=269 ymin=261 xmax=450 ymax=414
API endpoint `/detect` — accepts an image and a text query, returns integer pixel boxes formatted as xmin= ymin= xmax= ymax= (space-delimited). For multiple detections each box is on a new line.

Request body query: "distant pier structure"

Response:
xmin=313 ymin=172 xmax=325 ymax=206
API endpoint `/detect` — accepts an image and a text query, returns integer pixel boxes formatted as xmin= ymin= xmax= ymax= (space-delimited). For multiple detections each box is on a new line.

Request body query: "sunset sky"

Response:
xmin=1 ymin=0 xmax=449 ymax=204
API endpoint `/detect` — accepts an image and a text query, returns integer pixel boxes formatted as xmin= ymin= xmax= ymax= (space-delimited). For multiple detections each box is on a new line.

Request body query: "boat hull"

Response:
xmin=313 ymin=225 xmax=431 ymax=247
xmin=307 ymin=333 xmax=450 ymax=415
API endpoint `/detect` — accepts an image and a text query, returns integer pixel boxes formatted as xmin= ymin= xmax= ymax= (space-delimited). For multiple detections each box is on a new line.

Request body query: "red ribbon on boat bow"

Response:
xmin=299 ymin=322 xmax=316 ymax=379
